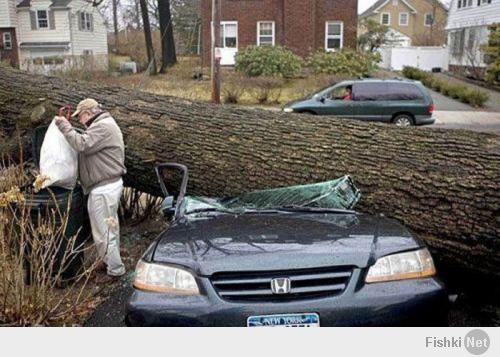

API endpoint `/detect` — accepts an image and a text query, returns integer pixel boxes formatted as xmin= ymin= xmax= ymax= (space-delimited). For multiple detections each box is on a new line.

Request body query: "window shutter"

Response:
xmin=49 ymin=11 xmax=55 ymax=30
xmin=30 ymin=11 xmax=37 ymax=30
xmin=90 ymin=13 xmax=94 ymax=32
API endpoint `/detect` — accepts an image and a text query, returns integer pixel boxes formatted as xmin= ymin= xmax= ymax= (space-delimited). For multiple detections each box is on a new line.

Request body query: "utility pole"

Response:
xmin=211 ymin=0 xmax=221 ymax=104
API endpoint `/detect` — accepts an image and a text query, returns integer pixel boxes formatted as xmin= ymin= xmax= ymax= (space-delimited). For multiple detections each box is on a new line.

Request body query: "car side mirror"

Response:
xmin=319 ymin=97 xmax=326 ymax=103
xmin=161 ymin=196 xmax=176 ymax=219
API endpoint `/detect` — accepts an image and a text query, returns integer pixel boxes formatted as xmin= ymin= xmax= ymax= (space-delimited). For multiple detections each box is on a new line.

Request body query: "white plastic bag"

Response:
xmin=37 ymin=119 xmax=78 ymax=190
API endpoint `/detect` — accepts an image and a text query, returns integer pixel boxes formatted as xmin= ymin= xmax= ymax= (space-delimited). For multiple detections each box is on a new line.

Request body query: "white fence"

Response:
xmin=378 ymin=46 xmax=449 ymax=72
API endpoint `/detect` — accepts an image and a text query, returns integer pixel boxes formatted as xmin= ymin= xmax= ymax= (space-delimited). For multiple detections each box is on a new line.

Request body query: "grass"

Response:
xmin=98 ymin=56 xmax=369 ymax=107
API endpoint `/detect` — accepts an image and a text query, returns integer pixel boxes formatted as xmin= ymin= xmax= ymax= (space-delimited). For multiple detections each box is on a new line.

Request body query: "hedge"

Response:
xmin=402 ymin=66 xmax=490 ymax=107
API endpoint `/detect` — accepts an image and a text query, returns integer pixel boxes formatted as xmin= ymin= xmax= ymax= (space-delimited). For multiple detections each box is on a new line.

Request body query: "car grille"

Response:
xmin=210 ymin=266 xmax=353 ymax=302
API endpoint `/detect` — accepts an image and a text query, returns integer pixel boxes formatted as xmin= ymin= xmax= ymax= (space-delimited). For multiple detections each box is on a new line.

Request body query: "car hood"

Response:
xmin=151 ymin=213 xmax=422 ymax=276
xmin=284 ymin=97 xmax=316 ymax=109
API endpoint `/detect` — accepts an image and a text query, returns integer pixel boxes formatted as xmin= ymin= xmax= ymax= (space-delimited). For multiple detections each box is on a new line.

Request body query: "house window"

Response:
xmin=3 ymin=33 xmax=12 ymax=50
xmin=80 ymin=12 xmax=92 ymax=31
xmin=424 ymin=13 xmax=434 ymax=27
xmin=458 ymin=0 xmax=474 ymax=8
xmin=478 ymin=0 xmax=492 ymax=5
xmin=257 ymin=21 xmax=275 ymax=46
xmin=37 ymin=10 xmax=49 ymax=29
xmin=381 ymin=13 xmax=390 ymax=26
xmin=399 ymin=13 xmax=409 ymax=26
xmin=325 ymin=21 xmax=343 ymax=51
xmin=220 ymin=22 xmax=237 ymax=48
xmin=83 ymin=49 xmax=93 ymax=56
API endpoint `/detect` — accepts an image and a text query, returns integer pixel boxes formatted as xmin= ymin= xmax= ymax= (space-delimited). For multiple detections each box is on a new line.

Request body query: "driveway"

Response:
xmin=433 ymin=73 xmax=500 ymax=112
xmin=84 ymin=278 xmax=131 ymax=327
xmin=427 ymin=87 xmax=500 ymax=134
xmin=429 ymin=90 xmax=474 ymax=112
xmin=431 ymin=111 xmax=500 ymax=134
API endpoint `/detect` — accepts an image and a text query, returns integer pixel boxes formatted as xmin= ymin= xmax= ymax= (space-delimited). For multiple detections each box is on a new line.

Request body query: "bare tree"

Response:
xmin=139 ymin=0 xmax=157 ymax=75
xmin=158 ymin=0 xmax=177 ymax=72
xmin=413 ymin=3 xmax=446 ymax=46
xmin=464 ymin=28 xmax=485 ymax=79
xmin=134 ymin=0 xmax=141 ymax=29
xmin=112 ymin=0 xmax=120 ymax=52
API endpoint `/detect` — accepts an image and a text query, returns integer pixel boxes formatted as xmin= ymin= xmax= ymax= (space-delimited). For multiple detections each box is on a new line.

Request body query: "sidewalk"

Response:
xmin=432 ymin=111 xmax=500 ymax=134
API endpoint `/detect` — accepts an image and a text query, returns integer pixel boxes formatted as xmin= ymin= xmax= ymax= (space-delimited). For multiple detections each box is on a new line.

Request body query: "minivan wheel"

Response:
xmin=393 ymin=114 xmax=414 ymax=127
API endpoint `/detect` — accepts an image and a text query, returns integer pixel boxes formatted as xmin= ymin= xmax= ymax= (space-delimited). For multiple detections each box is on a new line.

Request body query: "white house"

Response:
xmin=446 ymin=0 xmax=500 ymax=76
xmin=1 ymin=0 xmax=108 ymax=73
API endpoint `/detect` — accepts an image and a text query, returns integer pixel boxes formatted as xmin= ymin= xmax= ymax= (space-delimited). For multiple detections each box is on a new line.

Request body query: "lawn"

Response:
xmin=96 ymin=56 xmax=391 ymax=107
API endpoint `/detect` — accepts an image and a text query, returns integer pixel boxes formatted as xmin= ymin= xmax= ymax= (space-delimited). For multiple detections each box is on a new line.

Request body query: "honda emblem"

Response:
xmin=270 ymin=277 xmax=291 ymax=294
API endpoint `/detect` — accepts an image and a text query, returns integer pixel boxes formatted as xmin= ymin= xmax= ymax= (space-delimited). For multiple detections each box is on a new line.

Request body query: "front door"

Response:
xmin=316 ymin=85 xmax=354 ymax=117
xmin=220 ymin=22 xmax=238 ymax=65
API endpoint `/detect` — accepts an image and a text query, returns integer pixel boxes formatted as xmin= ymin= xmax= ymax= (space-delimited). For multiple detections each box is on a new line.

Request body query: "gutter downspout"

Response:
xmin=68 ymin=9 xmax=75 ymax=69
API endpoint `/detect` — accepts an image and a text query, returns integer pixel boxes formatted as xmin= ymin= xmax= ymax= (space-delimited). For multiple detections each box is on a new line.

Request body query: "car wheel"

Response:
xmin=393 ymin=114 xmax=414 ymax=127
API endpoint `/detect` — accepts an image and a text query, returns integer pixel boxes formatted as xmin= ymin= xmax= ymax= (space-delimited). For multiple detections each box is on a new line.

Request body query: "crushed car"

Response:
xmin=125 ymin=163 xmax=448 ymax=327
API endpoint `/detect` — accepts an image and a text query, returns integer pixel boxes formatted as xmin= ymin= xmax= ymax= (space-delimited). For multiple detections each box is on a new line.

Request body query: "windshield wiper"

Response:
xmin=271 ymin=206 xmax=356 ymax=214
xmin=186 ymin=208 xmax=285 ymax=215
xmin=186 ymin=208 xmax=231 ymax=215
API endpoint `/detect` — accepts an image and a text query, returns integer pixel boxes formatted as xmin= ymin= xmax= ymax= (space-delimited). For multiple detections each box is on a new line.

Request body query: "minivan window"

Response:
xmin=385 ymin=83 xmax=424 ymax=101
xmin=328 ymin=85 xmax=351 ymax=100
xmin=353 ymin=83 xmax=385 ymax=101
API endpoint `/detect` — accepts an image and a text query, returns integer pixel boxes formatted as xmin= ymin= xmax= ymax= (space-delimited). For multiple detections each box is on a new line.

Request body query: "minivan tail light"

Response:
xmin=428 ymin=103 xmax=435 ymax=114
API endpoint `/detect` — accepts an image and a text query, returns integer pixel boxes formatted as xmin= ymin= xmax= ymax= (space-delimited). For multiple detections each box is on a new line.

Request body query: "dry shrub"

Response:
xmin=119 ymin=187 xmax=162 ymax=225
xmin=222 ymin=74 xmax=248 ymax=104
xmin=0 ymin=161 xmax=99 ymax=326
xmin=248 ymin=77 xmax=284 ymax=104
xmin=0 ymin=162 xmax=29 ymax=193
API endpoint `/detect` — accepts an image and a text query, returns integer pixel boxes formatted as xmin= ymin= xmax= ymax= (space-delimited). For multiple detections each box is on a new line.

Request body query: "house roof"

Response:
xmin=360 ymin=0 xmax=448 ymax=19
xmin=17 ymin=0 xmax=80 ymax=8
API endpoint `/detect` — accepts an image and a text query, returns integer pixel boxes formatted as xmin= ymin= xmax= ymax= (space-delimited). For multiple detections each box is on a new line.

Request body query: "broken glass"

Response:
xmin=177 ymin=176 xmax=361 ymax=216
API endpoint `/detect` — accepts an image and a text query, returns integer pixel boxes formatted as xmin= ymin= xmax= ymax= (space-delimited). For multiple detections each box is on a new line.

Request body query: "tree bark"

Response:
xmin=0 ymin=66 xmax=498 ymax=276
xmin=158 ymin=0 xmax=177 ymax=72
xmin=139 ymin=0 xmax=157 ymax=75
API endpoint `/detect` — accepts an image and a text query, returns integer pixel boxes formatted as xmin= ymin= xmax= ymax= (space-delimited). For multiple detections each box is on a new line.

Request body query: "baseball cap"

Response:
xmin=72 ymin=98 xmax=100 ymax=117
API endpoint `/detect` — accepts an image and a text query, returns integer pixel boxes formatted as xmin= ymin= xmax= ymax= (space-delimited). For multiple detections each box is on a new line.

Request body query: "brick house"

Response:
xmin=201 ymin=0 xmax=358 ymax=65
xmin=0 ymin=0 xmax=19 ymax=67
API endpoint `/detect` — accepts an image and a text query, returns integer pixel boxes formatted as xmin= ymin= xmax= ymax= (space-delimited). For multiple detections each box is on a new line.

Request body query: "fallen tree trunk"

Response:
xmin=0 ymin=66 xmax=499 ymax=276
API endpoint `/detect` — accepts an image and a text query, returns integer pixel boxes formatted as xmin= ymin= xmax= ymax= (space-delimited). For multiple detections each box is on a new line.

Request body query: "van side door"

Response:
xmin=351 ymin=82 xmax=386 ymax=121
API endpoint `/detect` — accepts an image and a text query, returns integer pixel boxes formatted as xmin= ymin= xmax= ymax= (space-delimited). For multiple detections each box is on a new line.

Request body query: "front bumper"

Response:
xmin=125 ymin=270 xmax=449 ymax=327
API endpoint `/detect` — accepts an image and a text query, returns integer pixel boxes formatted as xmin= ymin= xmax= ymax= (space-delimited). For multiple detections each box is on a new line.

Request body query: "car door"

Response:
xmin=382 ymin=82 xmax=428 ymax=122
xmin=316 ymin=85 xmax=354 ymax=117
xmin=351 ymin=82 xmax=385 ymax=121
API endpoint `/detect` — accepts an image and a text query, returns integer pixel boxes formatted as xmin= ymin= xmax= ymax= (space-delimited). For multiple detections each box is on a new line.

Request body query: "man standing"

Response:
xmin=55 ymin=98 xmax=126 ymax=283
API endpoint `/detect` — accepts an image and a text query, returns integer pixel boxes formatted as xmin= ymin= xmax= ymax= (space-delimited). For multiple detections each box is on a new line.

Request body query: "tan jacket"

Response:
xmin=56 ymin=112 xmax=126 ymax=194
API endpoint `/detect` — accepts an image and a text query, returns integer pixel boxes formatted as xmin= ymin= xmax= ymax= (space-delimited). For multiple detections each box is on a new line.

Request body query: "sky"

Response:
xmin=358 ymin=0 xmax=452 ymax=14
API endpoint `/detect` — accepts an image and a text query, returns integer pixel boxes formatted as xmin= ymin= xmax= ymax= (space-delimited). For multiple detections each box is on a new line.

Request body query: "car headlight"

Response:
xmin=283 ymin=108 xmax=294 ymax=113
xmin=133 ymin=260 xmax=200 ymax=294
xmin=365 ymin=248 xmax=436 ymax=283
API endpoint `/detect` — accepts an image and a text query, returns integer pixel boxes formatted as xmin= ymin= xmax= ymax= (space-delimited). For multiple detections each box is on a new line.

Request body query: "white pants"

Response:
xmin=87 ymin=179 xmax=126 ymax=277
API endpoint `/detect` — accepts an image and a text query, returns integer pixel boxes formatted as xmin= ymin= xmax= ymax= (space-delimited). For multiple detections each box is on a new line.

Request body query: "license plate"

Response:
xmin=247 ymin=313 xmax=320 ymax=327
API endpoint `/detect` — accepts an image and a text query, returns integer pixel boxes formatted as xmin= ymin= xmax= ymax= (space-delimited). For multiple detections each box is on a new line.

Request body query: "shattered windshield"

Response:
xmin=179 ymin=176 xmax=361 ymax=216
